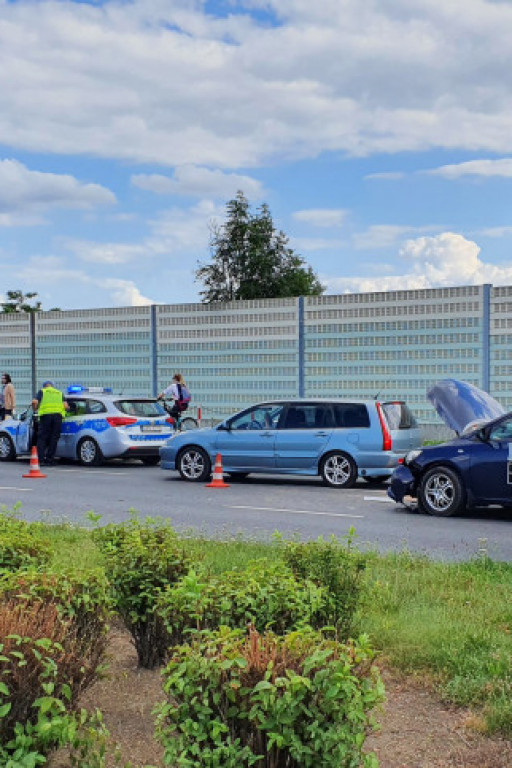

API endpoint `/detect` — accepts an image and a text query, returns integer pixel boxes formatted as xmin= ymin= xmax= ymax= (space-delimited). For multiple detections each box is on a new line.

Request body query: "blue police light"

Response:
xmin=66 ymin=385 xmax=113 ymax=394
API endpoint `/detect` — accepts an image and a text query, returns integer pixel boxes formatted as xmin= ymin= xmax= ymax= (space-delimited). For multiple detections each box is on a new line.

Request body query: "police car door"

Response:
xmin=15 ymin=406 xmax=36 ymax=454
xmin=469 ymin=415 xmax=512 ymax=504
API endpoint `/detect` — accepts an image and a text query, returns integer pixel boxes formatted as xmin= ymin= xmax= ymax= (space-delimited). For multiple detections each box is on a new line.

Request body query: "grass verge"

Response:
xmin=9 ymin=515 xmax=512 ymax=735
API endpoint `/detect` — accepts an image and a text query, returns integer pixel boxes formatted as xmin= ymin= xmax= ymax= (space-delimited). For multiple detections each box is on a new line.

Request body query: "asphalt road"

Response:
xmin=1 ymin=457 xmax=512 ymax=562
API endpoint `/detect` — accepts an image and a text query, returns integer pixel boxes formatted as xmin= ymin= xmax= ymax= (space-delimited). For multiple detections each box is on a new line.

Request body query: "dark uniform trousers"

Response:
xmin=37 ymin=413 xmax=63 ymax=463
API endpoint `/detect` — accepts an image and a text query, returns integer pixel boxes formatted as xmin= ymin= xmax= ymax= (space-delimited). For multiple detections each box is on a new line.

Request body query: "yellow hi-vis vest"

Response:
xmin=38 ymin=387 xmax=66 ymax=416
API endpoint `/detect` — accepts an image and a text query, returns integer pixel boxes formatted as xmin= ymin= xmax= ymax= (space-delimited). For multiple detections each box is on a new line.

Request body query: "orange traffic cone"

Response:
xmin=206 ymin=453 xmax=229 ymax=488
xmin=22 ymin=447 xmax=47 ymax=479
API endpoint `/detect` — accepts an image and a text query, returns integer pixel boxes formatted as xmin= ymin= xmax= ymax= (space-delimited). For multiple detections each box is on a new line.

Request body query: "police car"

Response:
xmin=0 ymin=386 xmax=174 ymax=466
xmin=388 ymin=379 xmax=512 ymax=516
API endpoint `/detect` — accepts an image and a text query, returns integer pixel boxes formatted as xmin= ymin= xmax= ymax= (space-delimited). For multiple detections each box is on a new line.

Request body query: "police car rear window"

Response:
xmin=68 ymin=399 xmax=106 ymax=415
xmin=115 ymin=400 xmax=166 ymax=417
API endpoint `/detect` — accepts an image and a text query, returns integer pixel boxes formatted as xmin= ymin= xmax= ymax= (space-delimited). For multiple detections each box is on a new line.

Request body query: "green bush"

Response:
xmin=155 ymin=626 xmax=384 ymax=768
xmin=0 ymin=599 xmax=113 ymax=765
xmin=282 ymin=536 xmax=366 ymax=640
xmin=157 ymin=561 xmax=324 ymax=645
xmin=93 ymin=517 xmax=193 ymax=668
xmin=0 ymin=514 xmax=52 ymax=572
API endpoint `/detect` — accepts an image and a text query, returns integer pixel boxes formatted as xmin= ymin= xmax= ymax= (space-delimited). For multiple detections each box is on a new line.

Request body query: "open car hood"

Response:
xmin=427 ymin=379 xmax=505 ymax=435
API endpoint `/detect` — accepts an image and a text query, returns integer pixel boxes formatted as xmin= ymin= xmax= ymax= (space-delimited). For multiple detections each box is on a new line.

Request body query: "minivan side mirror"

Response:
xmin=217 ymin=422 xmax=231 ymax=431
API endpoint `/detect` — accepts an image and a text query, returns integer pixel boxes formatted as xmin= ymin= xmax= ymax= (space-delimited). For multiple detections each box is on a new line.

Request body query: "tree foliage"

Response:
xmin=1 ymin=289 xmax=42 ymax=313
xmin=196 ymin=191 xmax=325 ymax=302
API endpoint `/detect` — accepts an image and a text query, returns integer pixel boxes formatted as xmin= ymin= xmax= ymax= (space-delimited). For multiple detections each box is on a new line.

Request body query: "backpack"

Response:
xmin=177 ymin=383 xmax=191 ymax=411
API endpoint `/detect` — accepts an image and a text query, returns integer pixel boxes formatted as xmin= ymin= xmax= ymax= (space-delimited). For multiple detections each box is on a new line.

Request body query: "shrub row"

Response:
xmin=0 ymin=510 xmax=113 ymax=765
xmin=95 ymin=519 xmax=381 ymax=767
xmin=155 ymin=625 xmax=383 ymax=768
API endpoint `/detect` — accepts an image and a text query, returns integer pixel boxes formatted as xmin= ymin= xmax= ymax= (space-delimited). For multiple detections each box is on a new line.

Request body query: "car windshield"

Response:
xmin=115 ymin=400 xmax=167 ymax=417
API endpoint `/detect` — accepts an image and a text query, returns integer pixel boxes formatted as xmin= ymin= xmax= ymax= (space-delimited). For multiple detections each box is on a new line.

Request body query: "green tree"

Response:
xmin=1 ymin=289 xmax=42 ymax=313
xmin=196 ymin=191 xmax=324 ymax=302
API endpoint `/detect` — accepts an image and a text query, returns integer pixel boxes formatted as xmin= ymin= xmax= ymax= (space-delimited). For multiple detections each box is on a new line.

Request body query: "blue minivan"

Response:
xmin=159 ymin=398 xmax=421 ymax=487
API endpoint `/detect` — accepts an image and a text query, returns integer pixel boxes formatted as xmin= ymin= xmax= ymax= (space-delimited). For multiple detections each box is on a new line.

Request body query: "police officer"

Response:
xmin=32 ymin=381 xmax=69 ymax=466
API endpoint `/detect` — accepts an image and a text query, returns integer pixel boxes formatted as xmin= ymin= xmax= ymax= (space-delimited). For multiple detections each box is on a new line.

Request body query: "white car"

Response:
xmin=0 ymin=386 xmax=174 ymax=466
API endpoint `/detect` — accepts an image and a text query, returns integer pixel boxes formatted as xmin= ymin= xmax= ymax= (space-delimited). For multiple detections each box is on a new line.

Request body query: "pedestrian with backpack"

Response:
xmin=158 ymin=373 xmax=191 ymax=421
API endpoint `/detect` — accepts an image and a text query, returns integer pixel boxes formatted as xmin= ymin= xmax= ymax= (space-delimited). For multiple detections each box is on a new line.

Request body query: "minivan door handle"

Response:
xmin=314 ymin=431 xmax=329 ymax=437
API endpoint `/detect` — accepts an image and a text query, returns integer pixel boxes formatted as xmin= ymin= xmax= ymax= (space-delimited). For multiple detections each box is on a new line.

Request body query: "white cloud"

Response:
xmin=477 ymin=226 xmax=512 ymax=238
xmin=0 ymin=1 xmax=512 ymax=167
xmin=292 ymin=208 xmax=348 ymax=227
xmin=365 ymin=172 xmax=405 ymax=181
xmin=0 ymin=159 xmax=116 ymax=220
xmin=65 ymin=241 xmax=148 ymax=265
xmin=428 ymin=158 xmax=512 ymax=178
xmin=100 ymin=279 xmax=153 ymax=306
xmin=61 ymin=199 xmax=220 ymax=266
xmin=132 ymin=166 xmax=264 ymax=199
xmin=325 ymin=232 xmax=512 ymax=294
xmin=352 ymin=225 xmax=418 ymax=250
xmin=17 ymin=255 xmax=154 ymax=307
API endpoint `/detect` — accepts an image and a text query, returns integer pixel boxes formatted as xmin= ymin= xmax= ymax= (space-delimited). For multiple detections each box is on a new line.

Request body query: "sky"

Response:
xmin=1 ymin=0 xmax=512 ymax=310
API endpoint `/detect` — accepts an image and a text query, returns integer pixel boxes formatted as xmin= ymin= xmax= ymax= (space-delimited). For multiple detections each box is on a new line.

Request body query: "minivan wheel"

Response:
xmin=0 ymin=434 xmax=16 ymax=461
xmin=320 ymin=452 xmax=357 ymax=488
xmin=418 ymin=466 xmax=465 ymax=517
xmin=177 ymin=446 xmax=211 ymax=482
xmin=77 ymin=437 xmax=104 ymax=467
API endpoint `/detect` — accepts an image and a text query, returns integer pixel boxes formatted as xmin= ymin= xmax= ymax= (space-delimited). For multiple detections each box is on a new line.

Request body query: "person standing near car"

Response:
xmin=158 ymin=373 xmax=191 ymax=421
xmin=32 ymin=381 xmax=69 ymax=466
xmin=1 ymin=373 xmax=15 ymax=420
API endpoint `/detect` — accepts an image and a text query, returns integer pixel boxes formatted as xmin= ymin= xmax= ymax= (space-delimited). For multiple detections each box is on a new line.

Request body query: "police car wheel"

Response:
xmin=418 ymin=466 xmax=466 ymax=517
xmin=320 ymin=451 xmax=357 ymax=488
xmin=177 ymin=446 xmax=211 ymax=482
xmin=0 ymin=434 xmax=16 ymax=461
xmin=77 ymin=437 xmax=104 ymax=467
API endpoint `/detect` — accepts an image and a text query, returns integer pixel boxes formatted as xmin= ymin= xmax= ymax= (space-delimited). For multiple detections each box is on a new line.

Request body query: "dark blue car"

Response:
xmin=388 ymin=379 xmax=512 ymax=516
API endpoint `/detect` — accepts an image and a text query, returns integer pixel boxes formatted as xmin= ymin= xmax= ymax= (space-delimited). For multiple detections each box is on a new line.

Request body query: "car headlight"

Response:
xmin=405 ymin=449 xmax=423 ymax=465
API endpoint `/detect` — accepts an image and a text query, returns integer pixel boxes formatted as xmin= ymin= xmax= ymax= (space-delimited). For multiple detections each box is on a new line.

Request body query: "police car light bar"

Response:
xmin=67 ymin=385 xmax=113 ymax=394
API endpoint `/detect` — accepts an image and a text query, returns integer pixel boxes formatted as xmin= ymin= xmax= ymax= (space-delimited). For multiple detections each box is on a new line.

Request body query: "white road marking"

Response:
xmin=0 ymin=486 xmax=32 ymax=492
xmin=363 ymin=495 xmax=395 ymax=503
xmin=57 ymin=469 xmax=130 ymax=475
xmin=229 ymin=505 xmax=364 ymax=519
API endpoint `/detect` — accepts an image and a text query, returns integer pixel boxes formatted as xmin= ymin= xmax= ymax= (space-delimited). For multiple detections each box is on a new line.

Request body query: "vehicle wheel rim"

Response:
xmin=181 ymin=450 xmax=205 ymax=479
xmin=0 ymin=436 xmax=12 ymax=458
xmin=80 ymin=440 xmax=96 ymax=463
xmin=325 ymin=455 xmax=351 ymax=485
xmin=425 ymin=473 xmax=454 ymax=513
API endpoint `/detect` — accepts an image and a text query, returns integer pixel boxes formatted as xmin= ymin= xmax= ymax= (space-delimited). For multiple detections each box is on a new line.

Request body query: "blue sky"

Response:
xmin=1 ymin=0 xmax=512 ymax=309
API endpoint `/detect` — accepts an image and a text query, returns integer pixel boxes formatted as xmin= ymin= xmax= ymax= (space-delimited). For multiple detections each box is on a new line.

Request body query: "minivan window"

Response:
xmin=283 ymin=404 xmax=334 ymax=429
xmin=382 ymin=402 xmax=417 ymax=430
xmin=333 ymin=403 xmax=370 ymax=428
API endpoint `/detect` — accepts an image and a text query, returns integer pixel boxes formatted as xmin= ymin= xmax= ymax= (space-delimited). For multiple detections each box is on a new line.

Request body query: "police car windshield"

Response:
xmin=115 ymin=400 xmax=167 ymax=417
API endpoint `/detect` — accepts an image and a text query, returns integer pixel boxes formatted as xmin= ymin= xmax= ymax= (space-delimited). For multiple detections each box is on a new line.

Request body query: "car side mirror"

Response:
xmin=217 ymin=422 xmax=231 ymax=431
xmin=19 ymin=410 xmax=28 ymax=422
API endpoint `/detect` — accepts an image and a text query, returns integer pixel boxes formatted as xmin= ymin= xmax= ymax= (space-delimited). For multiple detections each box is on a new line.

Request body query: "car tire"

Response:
xmin=179 ymin=417 xmax=199 ymax=431
xmin=177 ymin=446 xmax=211 ymax=482
xmin=320 ymin=451 xmax=358 ymax=488
xmin=77 ymin=437 xmax=104 ymax=467
xmin=0 ymin=434 xmax=16 ymax=461
xmin=141 ymin=456 xmax=160 ymax=466
xmin=418 ymin=466 xmax=466 ymax=517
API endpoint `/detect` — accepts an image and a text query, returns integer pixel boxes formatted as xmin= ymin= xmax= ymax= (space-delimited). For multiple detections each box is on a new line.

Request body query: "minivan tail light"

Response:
xmin=375 ymin=402 xmax=392 ymax=451
xmin=106 ymin=416 xmax=138 ymax=428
